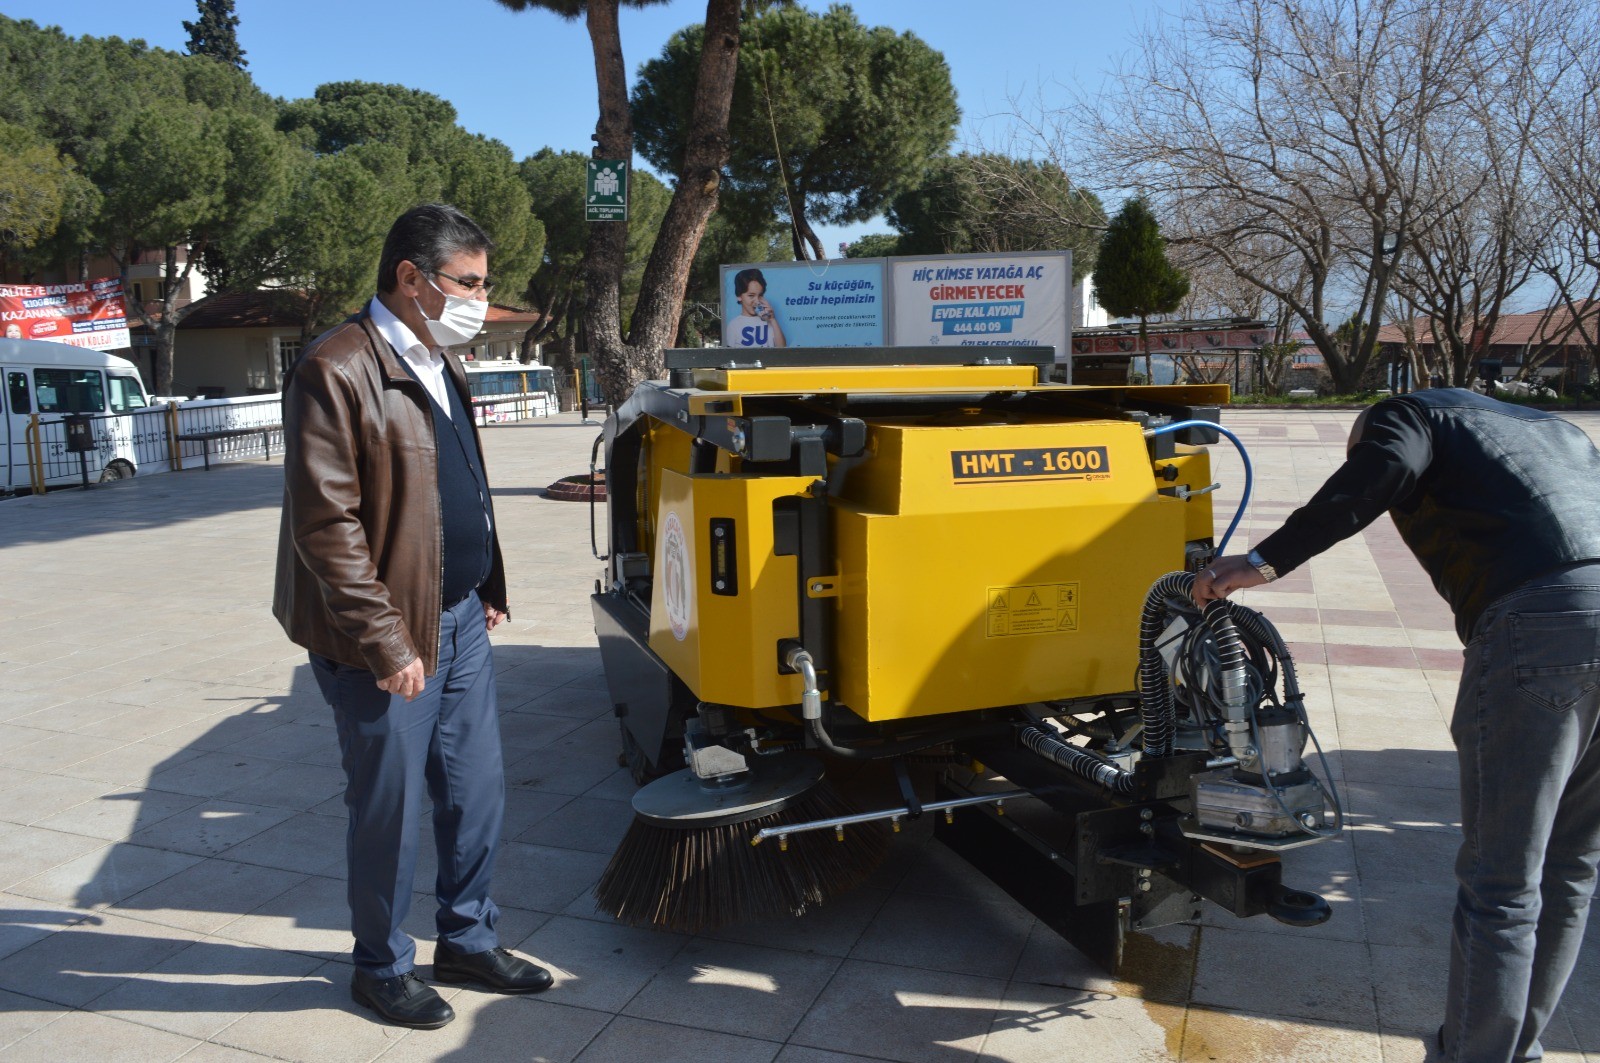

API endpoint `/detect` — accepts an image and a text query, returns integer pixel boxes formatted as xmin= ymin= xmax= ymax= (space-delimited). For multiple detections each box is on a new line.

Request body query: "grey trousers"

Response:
xmin=1444 ymin=568 xmax=1600 ymax=1063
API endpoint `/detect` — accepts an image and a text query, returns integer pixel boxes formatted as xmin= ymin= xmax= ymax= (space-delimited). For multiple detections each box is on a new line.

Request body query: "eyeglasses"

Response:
xmin=426 ymin=269 xmax=495 ymax=298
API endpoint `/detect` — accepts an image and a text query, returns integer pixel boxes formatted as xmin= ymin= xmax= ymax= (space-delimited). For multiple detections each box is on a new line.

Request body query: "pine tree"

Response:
xmin=183 ymin=0 xmax=247 ymax=70
xmin=1093 ymin=198 xmax=1189 ymax=382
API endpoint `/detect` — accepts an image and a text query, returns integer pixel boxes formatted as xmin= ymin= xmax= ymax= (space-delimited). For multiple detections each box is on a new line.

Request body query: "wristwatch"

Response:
xmin=1246 ymin=549 xmax=1278 ymax=583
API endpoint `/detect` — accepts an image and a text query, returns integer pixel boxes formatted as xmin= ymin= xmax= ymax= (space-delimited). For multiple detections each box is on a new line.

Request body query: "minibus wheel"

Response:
xmin=100 ymin=459 xmax=135 ymax=483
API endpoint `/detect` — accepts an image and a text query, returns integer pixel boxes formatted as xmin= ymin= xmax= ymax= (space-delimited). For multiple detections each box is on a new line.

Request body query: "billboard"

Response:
xmin=0 ymin=278 xmax=130 ymax=351
xmin=891 ymin=251 xmax=1070 ymax=357
xmin=721 ymin=260 xmax=885 ymax=350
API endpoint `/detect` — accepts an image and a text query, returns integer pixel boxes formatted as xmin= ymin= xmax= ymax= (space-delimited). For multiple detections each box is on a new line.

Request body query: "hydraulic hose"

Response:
xmin=1020 ymin=579 xmax=1272 ymax=799
xmin=1019 ymin=709 xmax=1135 ymax=795
xmin=1138 ymin=574 xmax=1259 ymax=762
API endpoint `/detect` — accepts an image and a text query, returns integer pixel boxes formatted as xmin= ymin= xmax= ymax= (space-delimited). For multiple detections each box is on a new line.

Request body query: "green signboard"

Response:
xmin=586 ymin=159 xmax=629 ymax=222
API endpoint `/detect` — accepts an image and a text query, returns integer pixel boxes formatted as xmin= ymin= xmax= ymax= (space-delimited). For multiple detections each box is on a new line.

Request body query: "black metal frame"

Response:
xmin=936 ymin=734 xmax=1329 ymax=973
xmin=592 ymin=590 xmax=690 ymax=778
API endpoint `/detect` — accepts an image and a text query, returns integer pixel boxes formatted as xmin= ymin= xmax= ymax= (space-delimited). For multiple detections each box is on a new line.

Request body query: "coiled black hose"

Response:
xmin=1137 ymin=571 xmax=1196 ymax=758
xmin=1019 ymin=574 xmax=1335 ymax=834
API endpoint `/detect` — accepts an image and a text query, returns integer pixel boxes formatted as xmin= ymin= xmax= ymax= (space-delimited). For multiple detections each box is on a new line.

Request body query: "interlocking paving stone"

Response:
xmin=1 ymin=407 xmax=1594 ymax=1060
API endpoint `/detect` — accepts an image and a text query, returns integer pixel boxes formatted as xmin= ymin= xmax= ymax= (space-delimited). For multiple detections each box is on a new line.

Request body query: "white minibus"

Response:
xmin=1 ymin=337 xmax=156 ymax=492
xmin=461 ymin=358 xmax=558 ymax=422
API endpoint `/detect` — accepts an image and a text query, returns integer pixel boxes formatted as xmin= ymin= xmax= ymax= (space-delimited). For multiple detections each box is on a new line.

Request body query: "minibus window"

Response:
xmin=35 ymin=368 xmax=105 ymax=413
xmin=108 ymin=375 xmax=148 ymax=412
xmin=7 ymin=371 xmax=29 ymax=414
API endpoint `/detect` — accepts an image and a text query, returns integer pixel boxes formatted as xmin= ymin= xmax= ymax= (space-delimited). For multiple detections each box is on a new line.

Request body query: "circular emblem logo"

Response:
xmin=660 ymin=511 xmax=692 ymax=641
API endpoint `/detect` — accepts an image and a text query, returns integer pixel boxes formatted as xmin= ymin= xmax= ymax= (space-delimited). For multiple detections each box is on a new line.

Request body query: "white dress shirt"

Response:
xmin=369 ymin=296 xmax=451 ymax=419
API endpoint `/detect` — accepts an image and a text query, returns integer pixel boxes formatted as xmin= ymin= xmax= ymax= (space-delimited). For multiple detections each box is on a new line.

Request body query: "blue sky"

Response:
xmin=8 ymin=0 xmax=1162 ymax=254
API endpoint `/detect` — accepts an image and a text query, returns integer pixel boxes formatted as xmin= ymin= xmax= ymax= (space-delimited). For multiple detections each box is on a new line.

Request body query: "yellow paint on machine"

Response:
xmin=833 ymin=417 xmax=1204 ymax=722
xmin=646 ymin=467 xmax=814 ymax=708
xmin=986 ymin=582 xmax=1079 ymax=638
xmin=630 ymin=364 xmax=1221 ymax=724
xmin=1163 ymin=445 xmax=1217 ymax=543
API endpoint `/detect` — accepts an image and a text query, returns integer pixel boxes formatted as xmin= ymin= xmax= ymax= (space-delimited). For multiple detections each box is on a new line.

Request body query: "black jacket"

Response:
xmin=1255 ymin=389 xmax=1600 ymax=641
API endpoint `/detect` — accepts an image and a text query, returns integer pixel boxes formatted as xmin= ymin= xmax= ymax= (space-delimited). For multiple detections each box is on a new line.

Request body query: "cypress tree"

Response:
xmin=1093 ymin=198 xmax=1188 ymax=382
xmin=183 ymin=0 xmax=248 ymax=70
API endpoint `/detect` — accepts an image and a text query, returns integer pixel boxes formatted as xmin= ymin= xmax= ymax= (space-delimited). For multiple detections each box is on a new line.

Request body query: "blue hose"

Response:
xmin=1146 ymin=420 xmax=1252 ymax=556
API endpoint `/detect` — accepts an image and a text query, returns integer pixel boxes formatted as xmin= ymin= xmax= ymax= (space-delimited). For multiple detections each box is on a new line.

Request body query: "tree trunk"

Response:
xmin=151 ymin=244 xmax=208 ymax=397
xmin=580 ymin=0 xmax=742 ymax=406
xmin=621 ymin=0 xmax=743 ymax=383
xmin=581 ymin=0 xmax=633 ymax=407
xmin=1138 ymin=315 xmax=1150 ymax=383
xmin=116 ymin=250 xmax=165 ymax=393
xmin=519 ymin=321 xmax=542 ymax=361
xmin=788 ymin=194 xmax=825 ymax=261
xmin=152 ymin=246 xmax=179 ymax=396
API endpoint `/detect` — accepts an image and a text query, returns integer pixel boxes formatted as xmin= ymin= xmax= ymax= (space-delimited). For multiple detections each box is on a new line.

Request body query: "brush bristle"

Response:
xmin=594 ymin=778 xmax=890 ymax=933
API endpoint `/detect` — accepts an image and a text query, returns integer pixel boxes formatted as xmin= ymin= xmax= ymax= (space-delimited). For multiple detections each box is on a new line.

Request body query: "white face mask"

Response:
xmin=415 ymin=275 xmax=488 ymax=347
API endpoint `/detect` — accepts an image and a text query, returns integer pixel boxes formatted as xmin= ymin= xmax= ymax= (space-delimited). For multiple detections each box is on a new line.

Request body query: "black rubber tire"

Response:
xmin=99 ymin=459 xmax=135 ymax=483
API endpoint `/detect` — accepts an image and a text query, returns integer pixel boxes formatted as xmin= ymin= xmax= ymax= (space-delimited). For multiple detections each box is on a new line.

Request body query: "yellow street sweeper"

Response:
xmin=590 ymin=346 xmax=1340 ymax=972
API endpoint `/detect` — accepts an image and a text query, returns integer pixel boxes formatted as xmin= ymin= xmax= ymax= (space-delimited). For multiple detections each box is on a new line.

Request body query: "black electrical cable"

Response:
xmin=1024 ymin=572 xmax=1345 ymax=838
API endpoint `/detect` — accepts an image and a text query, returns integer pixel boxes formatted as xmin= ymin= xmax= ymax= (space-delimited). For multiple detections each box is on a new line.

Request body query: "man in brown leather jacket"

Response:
xmin=274 ymin=204 xmax=551 ymax=1029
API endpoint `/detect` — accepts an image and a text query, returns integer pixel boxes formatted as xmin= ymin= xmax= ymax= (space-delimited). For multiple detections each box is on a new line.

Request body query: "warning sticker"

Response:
xmin=986 ymin=582 xmax=1079 ymax=638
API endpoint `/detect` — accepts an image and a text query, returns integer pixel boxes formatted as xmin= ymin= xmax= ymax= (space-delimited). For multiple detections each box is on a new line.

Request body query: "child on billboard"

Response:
xmin=724 ymin=268 xmax=787 ymax=348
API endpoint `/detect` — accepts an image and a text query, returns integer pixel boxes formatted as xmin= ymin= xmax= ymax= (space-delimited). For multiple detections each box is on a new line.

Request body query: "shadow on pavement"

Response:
xmin=0 ymin=461 xmax=286 ymax=547
xmin=0 ymin=645 xmax=624 ymax=1036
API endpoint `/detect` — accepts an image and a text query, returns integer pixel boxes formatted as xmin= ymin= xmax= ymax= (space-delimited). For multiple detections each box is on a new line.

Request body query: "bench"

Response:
xmin=177 ymin=425 xmax=282 ymax=470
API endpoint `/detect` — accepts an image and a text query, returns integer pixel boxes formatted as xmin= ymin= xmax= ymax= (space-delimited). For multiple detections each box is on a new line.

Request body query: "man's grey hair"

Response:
xmin=376 ymin=203 xmax=493 ymax=293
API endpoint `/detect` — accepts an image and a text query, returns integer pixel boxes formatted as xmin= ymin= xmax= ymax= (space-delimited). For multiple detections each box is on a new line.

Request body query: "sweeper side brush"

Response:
xmin=595 ymin=753 xmax=889 ymax=932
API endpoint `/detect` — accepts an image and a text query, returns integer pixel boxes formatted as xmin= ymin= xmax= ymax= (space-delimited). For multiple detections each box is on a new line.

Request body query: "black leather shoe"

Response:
xmin=350 ymin=969 xmax=455 ymax=1029
xmin=432 ymin=944 xmax=554 ymax=994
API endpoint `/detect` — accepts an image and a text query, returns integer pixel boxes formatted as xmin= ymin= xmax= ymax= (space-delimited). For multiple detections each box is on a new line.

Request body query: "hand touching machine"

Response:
xmin=589 ymin=346 xmax=1339 ymax=971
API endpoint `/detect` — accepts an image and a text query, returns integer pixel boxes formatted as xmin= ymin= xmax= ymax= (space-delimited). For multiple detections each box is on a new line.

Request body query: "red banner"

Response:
xmin=0 ymin=278 xmax=130 ymax=351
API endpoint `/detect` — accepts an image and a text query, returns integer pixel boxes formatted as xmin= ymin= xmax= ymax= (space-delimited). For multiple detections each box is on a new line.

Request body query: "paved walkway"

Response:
xmin=0 ymin=407 xmax=1595 ymax=1063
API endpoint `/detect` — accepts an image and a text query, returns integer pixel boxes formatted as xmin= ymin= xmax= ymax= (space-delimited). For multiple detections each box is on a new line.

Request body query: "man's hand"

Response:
xmin=377 ymin=658 xmax=426 ymax=701
xmin=484 ymin=602 xmax=506 ymax=631
xmin=1191 ymin=555 xmax=1267 ymax=606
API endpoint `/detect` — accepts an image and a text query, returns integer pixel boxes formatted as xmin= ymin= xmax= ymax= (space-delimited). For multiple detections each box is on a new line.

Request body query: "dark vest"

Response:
xmin=400 ymin=360 xmax=493 ymax=608
xmin=1388 ymin=389 xmax=1600 ymax=639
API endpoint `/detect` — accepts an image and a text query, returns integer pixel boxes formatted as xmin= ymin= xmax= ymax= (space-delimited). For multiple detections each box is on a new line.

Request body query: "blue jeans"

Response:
xmin=1444 ymin=569 xmax=1600 ymax=1063
xmin=309 ymin=591 xmax=505 ymax=978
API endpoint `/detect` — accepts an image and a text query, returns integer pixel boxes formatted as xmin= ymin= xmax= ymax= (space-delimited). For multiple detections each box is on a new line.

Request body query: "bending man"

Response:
xmin=1195 ymin=389 xmax=1600 ymax=1063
